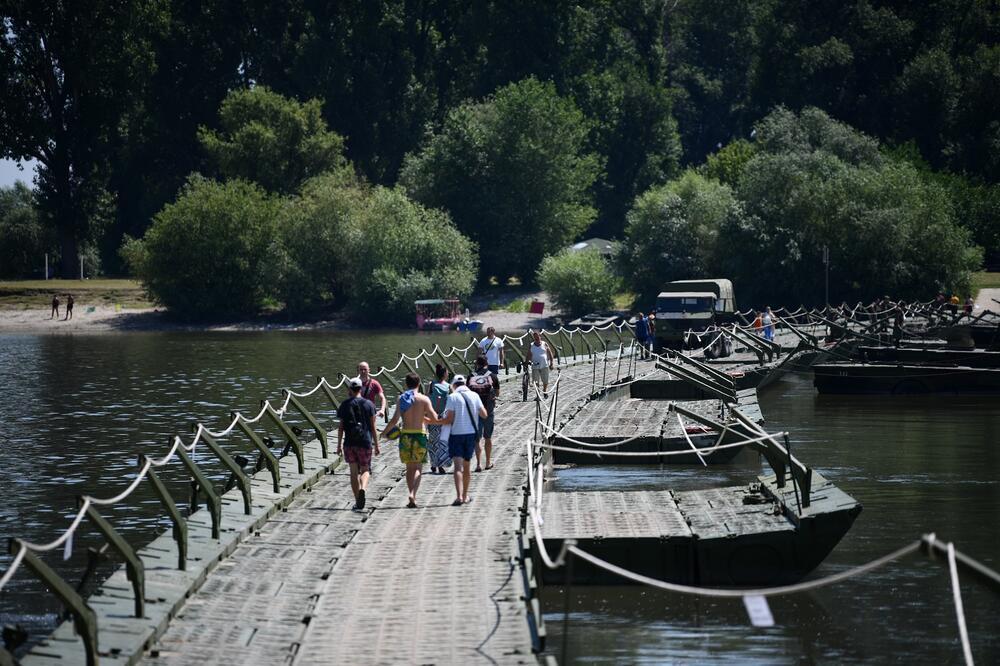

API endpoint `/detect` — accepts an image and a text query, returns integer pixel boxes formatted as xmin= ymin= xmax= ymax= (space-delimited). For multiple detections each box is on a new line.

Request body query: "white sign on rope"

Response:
xmin=743 ymin=594 xmax=775 ymax=627
xmin=63 ymin=531 xmax=73 ymax=561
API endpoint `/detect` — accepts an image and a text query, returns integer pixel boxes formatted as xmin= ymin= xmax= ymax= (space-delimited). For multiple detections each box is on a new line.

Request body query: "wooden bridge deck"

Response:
xmin=135 ymin=358 xmax=601 ymax=666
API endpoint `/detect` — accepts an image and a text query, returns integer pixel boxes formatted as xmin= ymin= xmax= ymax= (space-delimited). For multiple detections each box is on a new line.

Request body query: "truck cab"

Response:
xmin=655 ymin=279 xmax=736 ymax=351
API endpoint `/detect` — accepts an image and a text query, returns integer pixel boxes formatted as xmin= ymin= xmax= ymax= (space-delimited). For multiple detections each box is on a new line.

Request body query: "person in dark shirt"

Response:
xmin=65 ymin=294 xmax=75 ymax=320
xmin=50 ymin=295 xmax=60 ymax=319
xmin=337 ymin=376 xmax=380 ymax=511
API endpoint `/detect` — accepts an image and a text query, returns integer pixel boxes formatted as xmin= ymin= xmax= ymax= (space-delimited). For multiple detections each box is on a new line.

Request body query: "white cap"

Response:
xmin=452 ymin=374 xmax=466 ymax=386
xmin=348 ymin=376 xmax=363 ymax=390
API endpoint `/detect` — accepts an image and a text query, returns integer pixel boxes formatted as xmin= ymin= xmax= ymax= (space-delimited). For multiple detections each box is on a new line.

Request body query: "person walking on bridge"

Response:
xmin=427 ymin=364 xmax=452 ymax=474
xmin=468 ymin=355 xmax=499 ymax=471
xmin=357 ymin=361 xmax=387 ymax=421
xmin=382 ymin=373 xmax=438 ymax=509
xmin=633 ymin=312 xmax=649 ymax=360
xmin=336 ymin=377 xmax=380 ymax=511
xmin=478 ymin=326 xmax=505 ymax=398
xmin=433 ymin=374 xmax=487 ymax=505
xmin=529 ymin=331 xmax=555 ymax=397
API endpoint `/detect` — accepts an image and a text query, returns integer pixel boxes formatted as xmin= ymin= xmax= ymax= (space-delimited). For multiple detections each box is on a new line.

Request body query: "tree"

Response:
xmin=716 ymin=108 xmax=981 ymax=305
xmin=342 ymin=186 xmax=478 ymax=323
xmin=401 ymin=77 xmax=600 ymax=284
xmin=122 ymin=176 xmax=282 ymax=319
xmin=0 ymin=182 xmax=54 ymax=278
xmin=277 ymin=171 xmax=366 ymax=313
xmin=0 ymin=0 xmax=166 ymax=277
xmin=619 ymin=172 xmax=742 ymax=305
xmin=198 ymin=87 xmax=349 ymax=195
xmin=537 ymin=249 xmax=618 ymax=317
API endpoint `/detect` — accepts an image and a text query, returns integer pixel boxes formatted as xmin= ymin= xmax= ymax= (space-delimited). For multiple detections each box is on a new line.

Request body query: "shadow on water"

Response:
xmin=542 ymin=372 xmax=1000 ymax=664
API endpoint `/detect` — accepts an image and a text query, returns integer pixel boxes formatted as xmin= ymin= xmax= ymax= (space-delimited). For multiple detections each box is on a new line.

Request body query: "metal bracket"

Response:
xmin=10 ymin=541 xmax=98 ymax=666
xmin=81 ymin=501 xmax=145 ymax=617
xmin=284 ymin=393 xmax=329 ymax=458
xmin=176 ymin=447 xmax=222 ymax=539
xmin=263 ymin=404 xmax=304 ymax=474
xmin=233 ymin=416 xmax=281 ymax=493
xmin=197 ymin=431 xmax=252 ymax=515
xmin=143 ymin=457 xmax=187 ymax=570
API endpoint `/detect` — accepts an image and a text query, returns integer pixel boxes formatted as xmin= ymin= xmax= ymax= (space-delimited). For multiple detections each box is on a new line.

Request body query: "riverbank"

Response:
xmin=0 ymin=281 xmax=561 ymax=334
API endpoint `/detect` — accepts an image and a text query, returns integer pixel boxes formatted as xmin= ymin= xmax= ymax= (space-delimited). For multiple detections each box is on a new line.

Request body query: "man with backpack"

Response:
xmin=336 ymin=376 xmax=380 ymax=511
xmin=468 ymin=355 xmax=499 ymax=471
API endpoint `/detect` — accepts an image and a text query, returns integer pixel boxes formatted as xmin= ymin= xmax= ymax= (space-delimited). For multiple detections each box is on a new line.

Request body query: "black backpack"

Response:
xmin=343 ymin=398 xmax=369 ymax=446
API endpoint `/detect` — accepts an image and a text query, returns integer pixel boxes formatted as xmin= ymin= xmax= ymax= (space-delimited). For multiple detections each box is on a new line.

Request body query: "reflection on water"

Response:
xmin=545 ymin=372 xmax=1000 ymax=663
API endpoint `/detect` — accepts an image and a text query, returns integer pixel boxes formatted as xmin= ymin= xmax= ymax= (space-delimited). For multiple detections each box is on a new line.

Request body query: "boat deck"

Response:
xmin=552 ymin=389 xmax=762 ymax=465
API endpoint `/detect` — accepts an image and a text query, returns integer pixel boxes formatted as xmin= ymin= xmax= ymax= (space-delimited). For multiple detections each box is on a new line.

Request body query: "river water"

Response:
xmin=1 ymin=332 xmax=998 ymax=663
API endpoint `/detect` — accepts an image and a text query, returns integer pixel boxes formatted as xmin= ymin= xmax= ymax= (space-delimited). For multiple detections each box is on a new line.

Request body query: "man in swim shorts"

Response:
xmin=382 ymin=373 xmax=438 ymax=508
xmin=336 ymin=376 xmax=379 ymax=511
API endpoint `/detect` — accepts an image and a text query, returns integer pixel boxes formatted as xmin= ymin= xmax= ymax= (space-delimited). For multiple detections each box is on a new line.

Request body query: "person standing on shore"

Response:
xmin=382 ymin=373 xmax=438 ymax=509
xmin=529 ymin=331 xmax=554 ymax=396
xmin=65 ymin=294 xmax=75 ymax=320
xmin=357 ymin=362 xmax=387 ymax=420
xmin=468 ymin=355 xmax=499 ymax=471
xmin=427 ymin=364 xmax=452 ymax=474
xmin=50 ymin=295 xmax=60 ymax=319
xmin=433 ymin=374 xmax=487 ymax=505
xmin=477 ymin=327 xmax=505 ymax=398
xmin=336 ymin=377 xmax=380 ymax=511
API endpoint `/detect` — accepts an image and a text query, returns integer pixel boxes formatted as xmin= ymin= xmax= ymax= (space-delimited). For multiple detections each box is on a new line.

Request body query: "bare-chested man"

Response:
xmin=382 ymin=373 xmax=438 ymax=508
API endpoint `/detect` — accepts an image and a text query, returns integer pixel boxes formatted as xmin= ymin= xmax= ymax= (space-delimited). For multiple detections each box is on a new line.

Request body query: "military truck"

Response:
xmin=654 ymin=279 xmax=736 ymax=355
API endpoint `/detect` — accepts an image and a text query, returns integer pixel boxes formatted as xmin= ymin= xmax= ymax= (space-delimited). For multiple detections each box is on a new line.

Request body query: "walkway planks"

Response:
xmin=136 ymin=358 xmax=599 ymax=666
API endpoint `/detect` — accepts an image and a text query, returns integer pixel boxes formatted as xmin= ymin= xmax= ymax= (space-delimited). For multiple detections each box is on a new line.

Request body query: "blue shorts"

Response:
xmin=479 ymin=412 xmax=495 ymax=439
xmin=488 ymin=364 xmax=500 ymax=375
xmin=448 ymin=433 xmax=477 ymax=460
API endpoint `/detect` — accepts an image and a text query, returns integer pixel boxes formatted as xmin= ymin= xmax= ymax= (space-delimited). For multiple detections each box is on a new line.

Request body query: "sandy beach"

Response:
xmin=0 ymin=291 xmax=562 ymax=335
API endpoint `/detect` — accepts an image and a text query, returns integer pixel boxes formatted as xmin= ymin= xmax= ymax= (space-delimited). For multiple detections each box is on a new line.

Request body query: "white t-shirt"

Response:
xmin=478 ymin=336 xmax=504 ymax=366
xmin=530 ymin=342 xmax=550 ymax=368
xmin=444 ymin=386 xmax=484 ymax=435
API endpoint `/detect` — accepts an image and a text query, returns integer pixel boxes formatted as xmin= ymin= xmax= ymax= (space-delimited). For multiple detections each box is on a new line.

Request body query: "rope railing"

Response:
xmin=0 ymin=318 xmax=630 ymax=601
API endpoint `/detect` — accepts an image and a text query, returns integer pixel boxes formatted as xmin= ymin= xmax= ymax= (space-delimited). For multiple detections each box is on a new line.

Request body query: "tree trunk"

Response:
xmin=59 ymin=227 xmax=80 ymax=279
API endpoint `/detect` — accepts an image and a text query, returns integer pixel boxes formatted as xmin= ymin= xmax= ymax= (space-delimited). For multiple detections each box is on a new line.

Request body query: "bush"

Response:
xmin=537 ymin=249 xmax=619 ymax=317
xmin=277 ymin=171 xmax=365 ymax=312
xmin=618 ymin=172 xmax=741 ymax=305
xmin=122 ymin=176 xmax=283 ymax=319
xmin=342 ymin=187 xmax=478 ymax=323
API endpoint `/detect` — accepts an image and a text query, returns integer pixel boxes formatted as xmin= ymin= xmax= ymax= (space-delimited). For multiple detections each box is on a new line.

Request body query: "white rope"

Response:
xmin=0 ymin=548 xmax=26 ymax=590
xmin=948 ymin=541 xmax=976 ymax=665
xmin=532 ymin=430 xmax=779 ymax=458
xmin=565 ymin=540 xmax=922 ymax=597
xmin=677 ymin=412 xmax=707 ymax=466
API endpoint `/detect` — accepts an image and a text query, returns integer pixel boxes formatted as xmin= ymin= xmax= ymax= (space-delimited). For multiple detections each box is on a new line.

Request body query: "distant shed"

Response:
xmin=568 ymin=237 xmax=616 ymax=257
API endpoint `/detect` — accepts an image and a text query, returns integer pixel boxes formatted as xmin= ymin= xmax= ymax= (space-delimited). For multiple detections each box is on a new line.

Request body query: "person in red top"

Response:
xmin=357 ymin=361 xmax=387 ymax=420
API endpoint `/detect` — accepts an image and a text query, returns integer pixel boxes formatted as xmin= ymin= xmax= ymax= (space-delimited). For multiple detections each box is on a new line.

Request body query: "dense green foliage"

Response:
xmin=276 ymin=172 xmax=364 ymax=313
xmin=341 ymin=187 xmax=477 ymax=323
xmin=2 ymin=0 xmax=995 ymax=300
xmin=625 ymin=107 xmax=981 ymax=307
xmin=619 ymin=173 xmax=741 ymax=305
xmin=537 ymin=249 xmax=618 ymax=317
xmin=199 ymin=88 xmax=348 ymax=195
xmin=401 ymin=78 xmax=600 ymax=285
xmin=122 ymin=176 xmax=282 ymax=319
xmin=0 ymin=183 xmax=53 ymax=278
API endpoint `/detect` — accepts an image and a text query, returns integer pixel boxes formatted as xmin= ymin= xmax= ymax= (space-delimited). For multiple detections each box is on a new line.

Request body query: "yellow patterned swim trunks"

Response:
xmin=398 ymin=430 xmax=428 ymax=464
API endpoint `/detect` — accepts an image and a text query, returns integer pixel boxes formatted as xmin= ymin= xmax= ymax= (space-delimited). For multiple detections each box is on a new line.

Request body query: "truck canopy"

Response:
xmin=659 ymin=279 xmax=735 ymax=313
